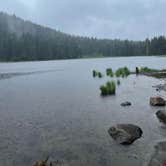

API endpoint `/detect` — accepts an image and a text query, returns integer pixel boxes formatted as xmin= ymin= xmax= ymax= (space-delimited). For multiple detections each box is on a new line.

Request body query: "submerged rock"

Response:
xmin=146 ymin=141 xmax=166 ymax=166
xmin=150 ymin=97 xmax=165 ymax=106
xmin=108 ymin=124 xmax=143 ymax=145
xmin=156 ymin=110 xmax=166 ymax=124
xmin=121 ymin=101 xmax=132 ymax=107
xmin=156 ymin=88 xmax=159 ymax=91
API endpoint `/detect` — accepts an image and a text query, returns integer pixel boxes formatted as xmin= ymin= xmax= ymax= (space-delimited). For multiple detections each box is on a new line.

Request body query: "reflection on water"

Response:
xmin=0 ymin=56 xmax=166 ymax=166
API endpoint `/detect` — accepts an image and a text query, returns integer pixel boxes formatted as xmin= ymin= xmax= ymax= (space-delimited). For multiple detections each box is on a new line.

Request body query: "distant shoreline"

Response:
xmin=0 ymin=55 xmax=165 ymax=63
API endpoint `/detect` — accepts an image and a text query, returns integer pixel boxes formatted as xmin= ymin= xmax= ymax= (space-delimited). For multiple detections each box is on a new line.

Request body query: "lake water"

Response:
xmin=0 ymin=56 xmax=166 ymax=166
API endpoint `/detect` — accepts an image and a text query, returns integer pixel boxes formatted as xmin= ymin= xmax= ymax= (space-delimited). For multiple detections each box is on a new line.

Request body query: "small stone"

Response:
xmin=121 ymin=101 xmax=132 ymax=107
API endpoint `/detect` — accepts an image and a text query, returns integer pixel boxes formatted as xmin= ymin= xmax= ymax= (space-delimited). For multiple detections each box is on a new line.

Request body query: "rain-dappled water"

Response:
xmin=0 ymin=56 xmax=166 ymax=166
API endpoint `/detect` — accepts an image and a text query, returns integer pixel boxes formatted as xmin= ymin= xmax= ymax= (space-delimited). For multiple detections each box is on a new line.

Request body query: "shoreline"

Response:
xmin=0 ymin=55 xmax=166 ymax=64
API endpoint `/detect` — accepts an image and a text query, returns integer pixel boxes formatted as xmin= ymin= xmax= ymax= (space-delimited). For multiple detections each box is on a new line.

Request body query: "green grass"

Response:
xmin=100 ymin=85 xmax=108 ymax=95
xmin=92 ymin=70 xmax=103 ymax=78
xmin=106 ymin=68 xmax=114 ymax=77
xmin=139 ymin=67 xmax=166 ymax=73
xmin=115 ymin=67 xmax=130 ymax=77
xmin=140 ymin=67 xmax=159 ymax=73
xmin=98 ymin=72 xmax=103 ymax=78
xmin=92 ymin=70 xmax=98 ymax=77
xmin=100 ymin=81 xmax=116 ymax=96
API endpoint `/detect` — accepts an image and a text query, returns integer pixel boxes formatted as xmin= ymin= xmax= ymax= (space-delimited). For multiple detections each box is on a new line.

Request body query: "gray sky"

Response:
xmin=0 ymin=0 xmax=166 ymax=40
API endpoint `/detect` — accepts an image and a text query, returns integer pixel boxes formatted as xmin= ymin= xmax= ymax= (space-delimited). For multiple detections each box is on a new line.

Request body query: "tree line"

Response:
xmin=0 ymin=12 xmax=165 ymax=61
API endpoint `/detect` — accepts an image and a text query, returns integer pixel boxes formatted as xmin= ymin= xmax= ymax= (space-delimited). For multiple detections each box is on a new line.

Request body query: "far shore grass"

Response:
xmin=1 ymin=55 xmax=166 ymax=64
xmin=82 ymin=54 xmax=166 ymax=59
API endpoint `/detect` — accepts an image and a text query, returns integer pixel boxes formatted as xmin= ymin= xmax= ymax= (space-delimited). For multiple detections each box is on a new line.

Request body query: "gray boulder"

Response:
xmin=108 ymin=124 xmax=143 ymax=145
xmin=156 ymin=110 xmax=166 ymax=124
xmin=150 ymin=97 xmax=165 ymax=106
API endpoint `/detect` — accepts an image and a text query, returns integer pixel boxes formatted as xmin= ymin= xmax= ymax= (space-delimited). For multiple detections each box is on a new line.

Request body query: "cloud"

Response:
xmin=0 ymin=0 xmax=166 ymax=40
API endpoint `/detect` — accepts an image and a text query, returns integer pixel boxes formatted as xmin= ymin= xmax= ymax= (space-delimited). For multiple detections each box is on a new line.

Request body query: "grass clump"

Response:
xmin=106 ymin=68 xmax=114 ymax=77
xmin=139 ymin=67 xmax=166 ymax=78
xmin=100 ymin=85 xmax=108 ymax=96
xmin=93 ymin=70 xmax=98 ymax=77
xmin=100 ymin=81 xmax=116 ymax=96
xmin=93 ymin=70 xmax=103 ymax=78
xmin=140 ymin=67 xmax=159 ymax=73
xmin=98 ymin=72 xmax=103 ymax=78
xmin=115 ymin=67 xmax=130 ymax=77
xmin=106 ymin=81 xmax=116 ymax=94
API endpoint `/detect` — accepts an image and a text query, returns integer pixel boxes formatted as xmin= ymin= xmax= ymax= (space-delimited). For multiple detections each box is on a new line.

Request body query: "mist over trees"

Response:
xmin=0 ymin=12 xmax=165 ymax=61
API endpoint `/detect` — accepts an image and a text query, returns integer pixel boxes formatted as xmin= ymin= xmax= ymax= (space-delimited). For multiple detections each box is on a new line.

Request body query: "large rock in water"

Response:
xmin=150 ymin=97 xmax=165 ymax=106
xmin=156 ymin=110 xmax=166 ymax=124
xmin=108 ymin=124 xmax=143 ymax=145
xmin=146 ymin=141 xmax=166 ymax=166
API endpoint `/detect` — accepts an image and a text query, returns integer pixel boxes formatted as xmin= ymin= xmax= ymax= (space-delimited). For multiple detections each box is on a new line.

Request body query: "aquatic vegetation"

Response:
xmin=106 ymin=68 xmax=114 ymax=77
xmin=140 ymin=67 xmax=166 ymax=73
xmin=106 ymin=81 xmax=116 ymax=94
xmin=100 ymin=81 xmax=116 ymax=96
xmin=92 ymin=70 xmax=98 ymax=77
xmin=138 ymin=67 xmax=166 ymax=78
xmin=92 ymin=70 xmax=103 ymax=78
xmin=117 ymin=79 xmax=121 ymax=85
xmin=140 ymin=67 xmax=159 ymax=73
xmin=100 ymin=85 xmax=108 ymax=95
xmin=98 ymin=72 xmax=103 ymax=78
xmin=115 ymin=67 xmax=130 ymax=77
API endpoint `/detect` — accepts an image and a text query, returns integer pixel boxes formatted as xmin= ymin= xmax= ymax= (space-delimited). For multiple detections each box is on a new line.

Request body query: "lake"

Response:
xmin=0 ymin=56 xmax=166 ymax=166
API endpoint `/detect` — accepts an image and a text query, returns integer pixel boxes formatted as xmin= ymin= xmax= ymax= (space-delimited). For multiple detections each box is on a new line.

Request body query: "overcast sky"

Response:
xmin=0 ymin=0 xmax=166 ymax=40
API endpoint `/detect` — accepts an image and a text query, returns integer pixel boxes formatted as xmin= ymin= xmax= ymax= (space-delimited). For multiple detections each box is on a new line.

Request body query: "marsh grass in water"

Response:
xmin=100 ymin=81 xmax=116 ymax=96
xmin=92 ymin=70 xmax=98 ymax=77
xmin=115 ymin=67 xmax=130 ymax=77
xmin=138 ymin=67 xmax=166 ymax=78
xmin=92 ymin=70 xmax=103 ymax=78
xmin=140 ymin=67 xmax=166 ymax=73
xmin=140 ymin=67 xmax=159 ymax=73
xmin=98 ymin=72 xmax=103 ymax=78
xmin=106 ymin=68 xmax=114 ymax=77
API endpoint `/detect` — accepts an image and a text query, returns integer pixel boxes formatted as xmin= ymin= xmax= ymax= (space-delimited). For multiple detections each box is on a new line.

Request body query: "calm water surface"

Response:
xmin=0 ymin=56 xmax=166 ymax=166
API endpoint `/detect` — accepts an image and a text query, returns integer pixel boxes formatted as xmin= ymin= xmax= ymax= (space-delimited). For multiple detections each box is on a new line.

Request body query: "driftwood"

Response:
xmin=33 ymin=157 xmax=65 ymax=166
xmin=33 ymin=157 xmax=49 ymax=166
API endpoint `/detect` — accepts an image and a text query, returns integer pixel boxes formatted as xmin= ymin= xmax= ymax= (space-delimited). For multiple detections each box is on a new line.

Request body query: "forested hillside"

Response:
xmin=0 ymin=12 xmax=166 ymax=61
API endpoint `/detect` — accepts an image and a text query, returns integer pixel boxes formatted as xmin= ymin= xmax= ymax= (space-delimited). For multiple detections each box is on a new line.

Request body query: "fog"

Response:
xmin=0 ymin=0 xmax=166 ymax=39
